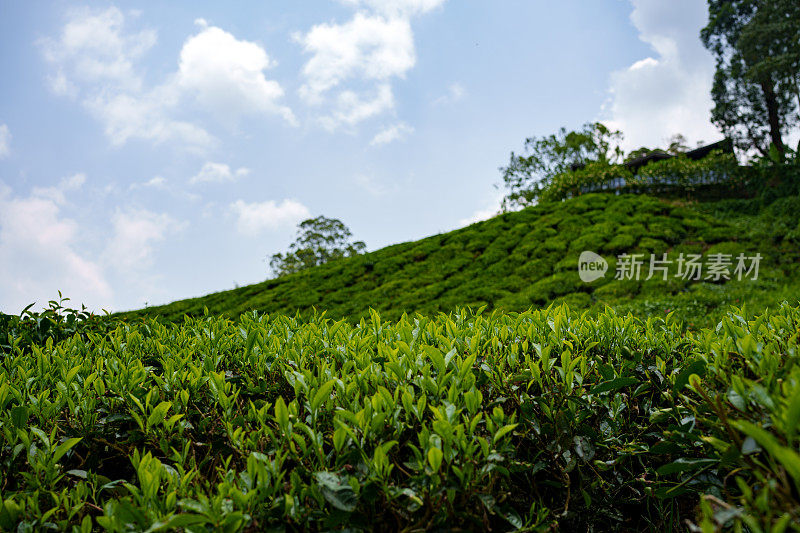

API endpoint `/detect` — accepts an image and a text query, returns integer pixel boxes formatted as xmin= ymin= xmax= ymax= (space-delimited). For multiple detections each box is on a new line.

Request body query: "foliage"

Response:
xmin=0 ymin=294 xmax=114 ymax=356
xmin=664 ymin=133 xmax=692 ymax=155
xmin=625 ymin=134 xmax=694 ymax=162
xmin=539 ymin=161 xmax=634 ymax=202
xmin=539 ymin=151 xmax=746 ymax=202
xmin=737 ymin=0 xmax=800 ymax=98
xmin=739 ymin=154 xmax=800 ymax=203
xmin=500 ymin=122 xmax=624 ymax=209
xmin=632 ymin=151 xmax=746 ymax=191
xmin=671 ymin=304 xmax=800 ymax=530
xmin=3 ymin=303 xmax=800 ymax=530
xmin=121 ymin=192 xmax=800 ymax=331
xmin=701 ymin=0 xmax=800 ymax=156
xmin=269 ymin=216 xmax=366 ymax=278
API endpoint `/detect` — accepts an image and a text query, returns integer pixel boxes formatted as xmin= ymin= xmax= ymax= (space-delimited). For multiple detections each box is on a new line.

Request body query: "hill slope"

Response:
xmin=123 ymin=193 xmax=800 ymax=327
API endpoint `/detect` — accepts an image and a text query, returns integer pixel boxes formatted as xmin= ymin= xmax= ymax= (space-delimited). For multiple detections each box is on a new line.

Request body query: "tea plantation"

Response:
xmin=4 ymin=188 xmax=800 ymax=530
xmin=2 ymin=303 xmax=800 ymax=530
xmin=120 ymin=192 xmax=800 ymax=329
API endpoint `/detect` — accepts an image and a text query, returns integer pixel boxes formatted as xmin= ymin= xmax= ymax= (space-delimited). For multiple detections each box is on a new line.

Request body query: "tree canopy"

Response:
xmin=625 ymin=134 xmax=695 ymax=163
xmin=701 ymin=0 xmax=800 ymax=157
xmin=500 ymin=122 xmax=624 ymax=209
xmin=269 ymin=216 xmax=366 ymax=278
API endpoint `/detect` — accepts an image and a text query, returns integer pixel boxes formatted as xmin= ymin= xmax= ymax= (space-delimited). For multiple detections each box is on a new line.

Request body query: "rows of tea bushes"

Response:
xmin=119 ymin=192 xmax=800 ymax=330
xmin=1 ymin=304 xmax=799 ymax=530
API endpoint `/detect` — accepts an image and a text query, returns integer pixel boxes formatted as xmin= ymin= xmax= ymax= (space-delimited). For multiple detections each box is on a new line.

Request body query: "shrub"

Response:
xmin=604 ymin=233 xmax=638 ymax=252
xmin=120 ymin=193 xmax=800 ymax=332
xmin=637 ymin=237 xmax=669 ymax=254
xmin=3 ymin=304 xmax=800 ymax=530
xmin=538 ymin=151 xmax=750 ymax=203
xmin=0 ymin=295 xmax=115 ymax=356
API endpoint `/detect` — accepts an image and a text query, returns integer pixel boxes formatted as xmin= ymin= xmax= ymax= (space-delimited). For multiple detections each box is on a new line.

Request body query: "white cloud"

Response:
xmin=297 ymin=14 xmax=415 ymax=102
xmin=129 ymin=175 xmax=200 ymax=202
xmin=47 ymin=71 xmax=78 ymax=98
xmin=141 ymin=176 xmax=167 ymax=188
xmin=458 ymin=206 xmax=498 ymax=227
xmin=296 ymin=1 xmax=443 ymax=130
xmin=104 ymin=208 xmax=182 ymax=272
xmin=31 ymin=173 xmax=87 ymax=205
xmin=0 ymin=124 xmax=10 ymax=158
xmin=0 ymin=177 xmax=189 ymax=313
xmin=370 ymin=121 xmax=413 ymax=145
xmin=321 ymin=84 xmax=395 ymax=130
xmin=601 ymin=0 xmax=721 ymax=151
xmin=0 ymin=180 xmax=112 ymax=312
xmin=189 ymin=162 xmax=250 ymax=185
xmin=457 ymin=190 xmax=504 ymax=227
xmin=433 ymin=82 xmax=465 ymax=106
xmin=84 ymin=92 xmax=214 ymax=148
xmin=43 ymin=8 xmax=293 ymax=150
xmin=40 ymin=6 xmax=155 ymax=93
xmin=174 ymin=26 xmax=296 ymax=125
xmin=230 ymin=199 xmax=310 ymax=235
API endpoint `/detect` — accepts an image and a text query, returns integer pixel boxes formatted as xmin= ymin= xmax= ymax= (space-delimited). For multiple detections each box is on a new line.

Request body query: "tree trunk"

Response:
xmin=795 ymin=76 xmax=800 ymax=126
xmin=760 ymin=78 xmax=785 ymax=153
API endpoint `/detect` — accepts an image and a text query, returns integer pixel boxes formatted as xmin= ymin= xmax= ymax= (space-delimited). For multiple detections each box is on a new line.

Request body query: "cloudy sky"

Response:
xmin=0 ymin=0 xmax=722 ymax=313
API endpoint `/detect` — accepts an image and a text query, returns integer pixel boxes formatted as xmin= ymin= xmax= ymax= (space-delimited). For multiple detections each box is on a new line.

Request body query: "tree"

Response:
xmin=666 ymin=134 xmax=691 ymax=155
xmin=625 ymin=147 xmax=660 ymax=162
xmin=269 ymin=216 xmax=366 ymax=277
xmin=701 ymin=0 xmax=800 ymax=157
xmin=625 ymin=134 xmax=691 ymax=162
xmin=500 ymin=122 xmax=624 ymax=209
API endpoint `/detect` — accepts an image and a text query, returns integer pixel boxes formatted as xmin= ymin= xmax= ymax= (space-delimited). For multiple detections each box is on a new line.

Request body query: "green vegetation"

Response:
xmin=500 ymin=122 xmax=624 ymax=209
xmin=4 ymin=3 xmax=800 ymax=531
xmin=2 ymin=303 xmax=800 ymax=530
xmin=121 ymin=188 xmax=800 ymax=330
xmin=269 ymin=216 xmax=366 ymax=278
xmin=702 ymin=0 xmax=800 ymax=156
xmin=539 ymin=150 xmax=744 ymax=202
xmin=0 ymin=295 xmax=112 ymax=357
xmin=626 ymin=133 xmax=694 ymax=162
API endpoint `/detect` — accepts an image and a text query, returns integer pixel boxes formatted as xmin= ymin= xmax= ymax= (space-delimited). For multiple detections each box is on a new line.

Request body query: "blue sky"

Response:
xmin=0 ymin=0 xmax=721 ymax=312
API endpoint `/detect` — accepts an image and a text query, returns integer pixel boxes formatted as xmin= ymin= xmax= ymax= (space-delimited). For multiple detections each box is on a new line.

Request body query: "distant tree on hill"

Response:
xmin=625 ymin=147 xmax=659 ymax=162
xmin=625 ymin=134 xmax=692 ymax=162
xmin=269 ymin=216 xmax=366 ymax=278
xmin=701 ymin=0 xmax=800 ymax=157
xmin=500 ymin=122 xmax=624 ymax=209
xmin=666 ymin=134 xmax=691 ymax=155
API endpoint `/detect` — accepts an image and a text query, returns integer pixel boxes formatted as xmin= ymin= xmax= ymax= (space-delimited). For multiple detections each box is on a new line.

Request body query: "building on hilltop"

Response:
xmin=624 ymin=138 xmax=734 ymax=174
xmin=564 ymin=138 xmax=739 ymax=200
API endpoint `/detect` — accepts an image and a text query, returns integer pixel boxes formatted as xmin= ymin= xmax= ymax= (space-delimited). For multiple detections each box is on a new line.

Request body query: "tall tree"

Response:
xmin=500 ymin=122 xmax=623 ymax=209
xmin=701 ymin=0 xmax=800 ymax=157
xmin=269 ymin=216 xmax=366 ymax=278
xmin=666 ymin=134 xmax=691 ymax=155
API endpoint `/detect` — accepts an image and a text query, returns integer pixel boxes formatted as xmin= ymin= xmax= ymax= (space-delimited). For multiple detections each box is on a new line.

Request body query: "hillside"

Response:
xmin=122 ymin=193 xmax=800 ymax=328
xmin=5 ymin=195 xmax=800 ymax=531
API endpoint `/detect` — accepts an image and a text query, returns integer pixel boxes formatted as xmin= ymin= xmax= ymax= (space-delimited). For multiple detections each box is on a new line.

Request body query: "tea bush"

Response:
xmin=0 ymin=295 xmax=115 ymax=356
xmin=117 ymin=193 xmax=800 ymax=330
xmin=2 ymin=304 xmax=799 ymax=530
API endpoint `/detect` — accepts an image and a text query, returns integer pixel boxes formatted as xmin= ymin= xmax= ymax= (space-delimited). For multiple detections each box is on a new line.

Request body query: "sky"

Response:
xmin=0 ymin=0 xmax=723 ymax=313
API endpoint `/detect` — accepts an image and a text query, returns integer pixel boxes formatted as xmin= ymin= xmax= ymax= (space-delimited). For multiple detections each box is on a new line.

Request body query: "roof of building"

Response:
xmin=623 ymin=138 xmax=734 ymax=174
